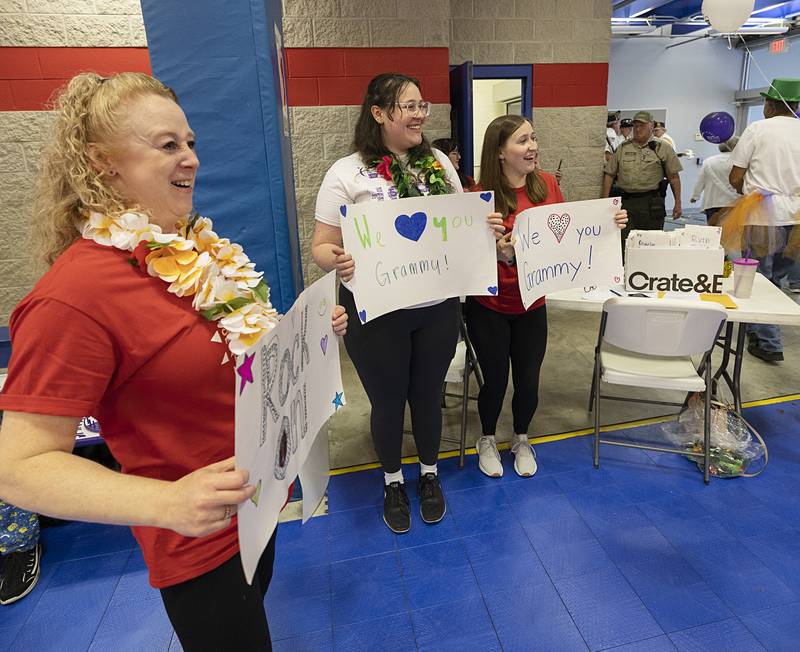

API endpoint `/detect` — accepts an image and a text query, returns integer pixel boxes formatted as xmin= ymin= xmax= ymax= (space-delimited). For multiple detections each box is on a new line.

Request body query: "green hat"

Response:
xmin=761 ymin=78 xmax=800 ymax=102
xmin=632 ymin=111 xmax=653 ymax=123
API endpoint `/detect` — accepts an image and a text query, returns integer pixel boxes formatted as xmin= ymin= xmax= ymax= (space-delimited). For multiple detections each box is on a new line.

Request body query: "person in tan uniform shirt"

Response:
xmin=602 ymin=110 xmax=682 ymax=240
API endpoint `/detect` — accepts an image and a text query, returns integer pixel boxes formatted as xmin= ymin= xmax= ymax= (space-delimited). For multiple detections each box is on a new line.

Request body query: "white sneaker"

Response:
xmin=511 ymin=436 xmax=538 ymax=477
xmin=477 ymin=436 xmax=503 ymax=477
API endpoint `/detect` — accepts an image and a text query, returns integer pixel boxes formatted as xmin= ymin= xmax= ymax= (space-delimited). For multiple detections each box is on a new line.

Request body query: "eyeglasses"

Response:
xmin=395 ymin=101 xmax=431 ymax=117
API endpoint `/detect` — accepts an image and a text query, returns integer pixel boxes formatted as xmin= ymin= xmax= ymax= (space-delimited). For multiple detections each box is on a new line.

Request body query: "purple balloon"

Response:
xmin=699 ymin=111 xmax=735 ymax=144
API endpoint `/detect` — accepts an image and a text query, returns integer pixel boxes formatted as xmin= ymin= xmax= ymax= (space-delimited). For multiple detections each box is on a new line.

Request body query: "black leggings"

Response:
xmin=340 ymin=287 xmax=459 ymax=473
xmin=160 ymin=530 xmax=277 ymax=651
xmin=463 ymin=298 xmax=548 ymax=436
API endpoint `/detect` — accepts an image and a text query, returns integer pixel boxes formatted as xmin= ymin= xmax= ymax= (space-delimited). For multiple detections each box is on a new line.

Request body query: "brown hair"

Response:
xmin=353 ymin=72 xmax=435 ymax=164
xmin=478 ymin=114 xmax=548 ymax=218
xmin=765 ymin=96 xmax=799 ymax=116
xmin=31 ymin=72 xmax=179 ymax=266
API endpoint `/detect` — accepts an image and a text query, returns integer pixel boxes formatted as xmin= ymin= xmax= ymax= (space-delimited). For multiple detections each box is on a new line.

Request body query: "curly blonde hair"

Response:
xmin=31 ymin=72 xmax=178 ymax=266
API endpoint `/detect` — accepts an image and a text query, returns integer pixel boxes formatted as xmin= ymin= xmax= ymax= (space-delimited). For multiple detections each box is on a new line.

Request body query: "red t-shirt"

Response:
xmin=475 ymin=173 xmax=565 ymax=314
xmin=0 ymin=238 xmax=239 ymax=588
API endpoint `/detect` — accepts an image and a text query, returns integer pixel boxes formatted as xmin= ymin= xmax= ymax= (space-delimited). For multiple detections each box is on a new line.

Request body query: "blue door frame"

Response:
xmin=448 ymin=63 xmax=534 ymax=180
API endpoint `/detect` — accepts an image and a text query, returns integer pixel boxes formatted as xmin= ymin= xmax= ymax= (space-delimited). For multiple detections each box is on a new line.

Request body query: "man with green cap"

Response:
xmin=602 ymin=110 xmax=683 ymax=240
xmin=729 ymin=78 xmax=800 ymax=363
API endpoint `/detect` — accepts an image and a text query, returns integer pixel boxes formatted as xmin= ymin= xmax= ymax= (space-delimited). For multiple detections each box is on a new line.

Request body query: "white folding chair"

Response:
xmin=590 ymin=297 xmax=727 ymax=484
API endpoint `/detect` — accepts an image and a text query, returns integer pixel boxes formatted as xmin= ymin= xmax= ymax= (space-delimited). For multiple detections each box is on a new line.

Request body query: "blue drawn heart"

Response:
xmin=358 ymin=309 xmax=367 ymax=323
xmin=394 ymin=211 xmax=427 ymax=241
xmin=488 ymin=286 xmax=498 ymax=295
xmin=339 ymin=205 xmax=347 ymax=217
xmin=480 ymin=192 xmax=492 ymax=202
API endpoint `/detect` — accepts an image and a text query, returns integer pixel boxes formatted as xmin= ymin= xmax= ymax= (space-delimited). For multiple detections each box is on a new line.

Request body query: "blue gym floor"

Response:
xmin=2 ymin=399 xmax=800 ymax=651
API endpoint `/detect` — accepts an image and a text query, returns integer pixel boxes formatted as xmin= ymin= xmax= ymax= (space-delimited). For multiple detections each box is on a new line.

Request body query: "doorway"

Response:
xmin=449 ymin=63 xmax=533 ymax=181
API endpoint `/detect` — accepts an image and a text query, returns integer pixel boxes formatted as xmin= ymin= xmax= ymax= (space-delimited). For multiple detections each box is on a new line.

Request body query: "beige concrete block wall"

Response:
xmin=0 ymin=0 xmax=146 ymax=47
xmin=450 ymin=0 xmax=612 ymax=200
xmin=0 ymin=112 xmax=54 ymax=323
xmin=0 ymin=1 xmax=147 ymax=322
xmin=281 ymin=0 xmax=454 ymax=285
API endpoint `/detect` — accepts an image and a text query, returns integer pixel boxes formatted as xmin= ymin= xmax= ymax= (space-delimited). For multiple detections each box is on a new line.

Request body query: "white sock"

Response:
xmin=514 ymin=434 xmax=528 ymax=443
xmin=481 ymin=435 xmax=496 ymax=444
xmin=419 ymin=462 xmax=438 ymax=476
xmin=384 ymin=469 xmax=404 ymax=485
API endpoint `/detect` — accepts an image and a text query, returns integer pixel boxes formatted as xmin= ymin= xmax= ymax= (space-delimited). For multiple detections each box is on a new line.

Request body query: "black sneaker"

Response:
xmin=383 ymin=482 xmax=410 ymax=534
xmin=0 ymin=543 xmax=41 ymax=605
xmin=417 ymin=473 xmax=446 ymax=524
xmin=748 ymin=342 xmax=784 ymax=363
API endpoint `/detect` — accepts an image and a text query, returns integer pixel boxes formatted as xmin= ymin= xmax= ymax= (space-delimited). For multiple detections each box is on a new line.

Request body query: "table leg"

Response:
xmin=732 ymin=323 xmax=747 ymax=414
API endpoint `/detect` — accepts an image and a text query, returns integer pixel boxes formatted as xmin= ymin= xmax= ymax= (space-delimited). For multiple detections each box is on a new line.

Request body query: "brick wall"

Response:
xmin=0 ymin=1 xmax=148 ymax=324
xmin=450 ymin=0 xmax=613 ymax=203
xmin=281 ymin=0 xmax=455 ymax=285
xmin=0 ymin=0 xmax=616 ymax=322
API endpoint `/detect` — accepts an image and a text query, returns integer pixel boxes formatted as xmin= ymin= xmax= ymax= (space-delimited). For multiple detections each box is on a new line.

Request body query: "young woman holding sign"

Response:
xmin=312 ymin=73 xmax=504 ymax=533
xmin=465 ymin=115 xmax=628 ymax=478
xmin=0 ymin=72 xmax=347 ymax=650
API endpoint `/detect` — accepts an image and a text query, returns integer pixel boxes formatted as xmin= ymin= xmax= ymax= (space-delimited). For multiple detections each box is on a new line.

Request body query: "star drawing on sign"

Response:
xmin=332 ymin=391 xmax=345 ymax=411
xmin=237 ymin=352 xmax=256 ymax=396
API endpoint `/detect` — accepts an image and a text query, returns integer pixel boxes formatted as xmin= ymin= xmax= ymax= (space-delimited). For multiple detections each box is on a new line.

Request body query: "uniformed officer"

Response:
xmin=602 ymin=110 xmax=682 ymax=238
xmin=619 ymin=118 xmax=633 ymax=141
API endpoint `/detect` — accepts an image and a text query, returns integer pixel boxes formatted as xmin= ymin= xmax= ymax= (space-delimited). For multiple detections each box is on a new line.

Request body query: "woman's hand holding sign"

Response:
xmin=613 ymin=209 xmax=628 ymax=229
xmin=486 ymin=212 xmax=505 ymax=240
xmin=331 ymin=246 xmax=355 ymax=282
xmin=496 ymin=231 xmax=516 ymax=264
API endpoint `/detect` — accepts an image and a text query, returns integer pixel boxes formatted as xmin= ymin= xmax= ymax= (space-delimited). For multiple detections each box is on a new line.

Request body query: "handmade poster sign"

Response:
xmin=339 ymin=192 xmax=498 ymax=322
xmin=512 ymin=197 xmax=624 ymax=308
xmin=235 ymin=271 xmax=344 ymax=583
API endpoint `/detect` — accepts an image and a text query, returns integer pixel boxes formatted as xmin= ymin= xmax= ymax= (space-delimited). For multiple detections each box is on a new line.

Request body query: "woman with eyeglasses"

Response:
xmin=312 ymin=73 xmax=504 ymax=534
xmin=465 ymin=115 xmax=627 ymax=479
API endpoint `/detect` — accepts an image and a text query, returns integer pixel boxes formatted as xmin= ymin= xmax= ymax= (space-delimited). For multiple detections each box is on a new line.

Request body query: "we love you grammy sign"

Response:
xmin=339 ymin=192 xmax=499 ymax=322
xmin=512 ymin=197 xmax=624 ymax=308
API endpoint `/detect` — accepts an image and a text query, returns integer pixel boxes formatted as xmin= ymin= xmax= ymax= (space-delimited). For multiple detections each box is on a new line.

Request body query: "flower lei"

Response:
xmin=79 ymin=211 xmax=279 ymax=356
xmin=373 ymin=152 xmax=449 ymax=198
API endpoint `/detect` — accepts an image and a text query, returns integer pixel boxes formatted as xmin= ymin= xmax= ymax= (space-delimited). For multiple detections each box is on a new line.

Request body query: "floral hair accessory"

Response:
xmin=81 ymin=211 xmax=279 ymax=355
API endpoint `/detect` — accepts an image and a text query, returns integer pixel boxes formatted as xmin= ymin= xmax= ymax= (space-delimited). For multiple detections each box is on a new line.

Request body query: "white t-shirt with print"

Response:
xmin=731 ymin=116 xmax=800 ymax=225
xmin=315 ymin=148 xmax=463 ymax=308
xmin=315 ymin=148 xmax=463 ymax=227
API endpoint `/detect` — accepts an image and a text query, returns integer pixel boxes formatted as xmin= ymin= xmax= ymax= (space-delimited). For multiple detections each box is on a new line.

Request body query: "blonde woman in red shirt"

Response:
xmin=465 ymin=115 xmax=627 ymax=478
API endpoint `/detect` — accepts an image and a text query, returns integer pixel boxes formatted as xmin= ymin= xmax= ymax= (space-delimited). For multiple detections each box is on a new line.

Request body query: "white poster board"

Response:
xmin=512 ymin=197 xmax=624 ymax=308
xmin=235 ymin=271 xmax=344 ymax=583
xmin=340 ymin=192 xmax=498 ymax=323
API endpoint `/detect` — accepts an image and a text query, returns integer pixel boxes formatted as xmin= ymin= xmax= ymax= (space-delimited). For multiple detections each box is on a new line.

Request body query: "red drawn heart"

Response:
xmin=613 ymin=276 xmax=621 ymax=283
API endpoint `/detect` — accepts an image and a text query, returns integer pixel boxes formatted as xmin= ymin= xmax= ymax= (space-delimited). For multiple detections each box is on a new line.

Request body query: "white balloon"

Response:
xmin=702 ymin=0 xmax=755 ymax=33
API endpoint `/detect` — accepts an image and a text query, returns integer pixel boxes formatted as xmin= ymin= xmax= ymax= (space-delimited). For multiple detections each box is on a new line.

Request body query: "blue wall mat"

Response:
xmin=139 ymin=0 xmax=303 ymax=312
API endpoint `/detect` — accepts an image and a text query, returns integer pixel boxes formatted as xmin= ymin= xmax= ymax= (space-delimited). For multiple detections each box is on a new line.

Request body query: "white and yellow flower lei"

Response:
xmin=80 ymin=211 xmax=279 ymax=356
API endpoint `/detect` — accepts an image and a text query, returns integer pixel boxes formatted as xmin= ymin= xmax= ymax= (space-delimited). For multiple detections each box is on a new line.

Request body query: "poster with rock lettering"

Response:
xmin=339 ymin=192 xmax=498 ymax=323
xmin=512 ymin=197 xmax=624 ymax=308
xmin=235 ymin=271 xmax=344 ymax=583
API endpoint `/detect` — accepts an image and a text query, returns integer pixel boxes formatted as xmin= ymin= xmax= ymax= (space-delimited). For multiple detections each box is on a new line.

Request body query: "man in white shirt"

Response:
xmin=690 ymin=137 xmax=739 ymax=223
xmin=653 ymin=121 xmax=676 ymax=151
xmin=729 ymin=78 xmax=800 ymax=362
xmin=605 ymin=111 xmax=623 ymax=162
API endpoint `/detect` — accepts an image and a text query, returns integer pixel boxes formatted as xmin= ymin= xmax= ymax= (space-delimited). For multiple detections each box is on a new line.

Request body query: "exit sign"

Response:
xmin=769 ymin=38 xmax=789 ymax=54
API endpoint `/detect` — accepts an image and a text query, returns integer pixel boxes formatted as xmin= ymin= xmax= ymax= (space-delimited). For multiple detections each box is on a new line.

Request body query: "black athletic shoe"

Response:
xmin=748 ymin=342 xmax=784 ymax=363
xmin=417 ymin=473 xmax=446 ymax=524
xmin=0 ymin=543 xmax=41 ymax=605
xmin=383 ymin=482 xmax=411 ymax=534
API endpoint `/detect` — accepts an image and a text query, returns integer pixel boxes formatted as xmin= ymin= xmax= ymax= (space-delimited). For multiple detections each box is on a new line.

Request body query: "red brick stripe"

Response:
xmin=285 ymin=47 xmax=450 ymax=106
xmin=0 ymin=47 xmax=151 ymax=110
xmin=531 ymin=63 xmax=609 ymax=108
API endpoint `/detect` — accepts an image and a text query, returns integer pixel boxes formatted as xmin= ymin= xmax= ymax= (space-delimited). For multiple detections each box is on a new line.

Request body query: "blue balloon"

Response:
xmin=699 ymin=111 xmax=735 ymax=144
